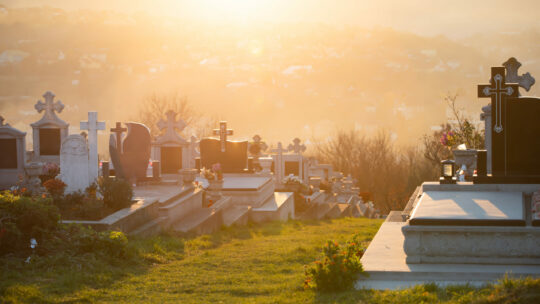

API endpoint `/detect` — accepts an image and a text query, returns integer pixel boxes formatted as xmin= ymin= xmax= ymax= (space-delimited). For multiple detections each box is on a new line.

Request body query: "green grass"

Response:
xmin=1 ymin=217 xmax=540 ymax=303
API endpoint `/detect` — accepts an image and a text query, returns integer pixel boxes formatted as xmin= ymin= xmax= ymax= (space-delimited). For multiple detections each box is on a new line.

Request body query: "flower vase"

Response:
xmin=206 ymin=179 xmax=224 ymax=206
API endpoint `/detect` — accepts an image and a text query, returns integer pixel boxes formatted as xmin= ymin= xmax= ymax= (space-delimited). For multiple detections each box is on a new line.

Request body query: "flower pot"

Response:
xmin=452 ymin=149 xmax=477 ymax=177
xmin=179 ymin=168 xmax=198 ymax=185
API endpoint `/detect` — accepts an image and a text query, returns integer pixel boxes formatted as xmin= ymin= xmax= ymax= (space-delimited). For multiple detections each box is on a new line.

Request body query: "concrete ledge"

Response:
xmin=251 ymin=192 xmax=294 ymax=223
xmin=402 ymin=224 xmax=540 ymax=264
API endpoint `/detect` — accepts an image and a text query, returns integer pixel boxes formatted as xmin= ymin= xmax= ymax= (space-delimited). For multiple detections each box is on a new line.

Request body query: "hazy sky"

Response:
xmin=2 ymin=0 xmax=540 ymax=38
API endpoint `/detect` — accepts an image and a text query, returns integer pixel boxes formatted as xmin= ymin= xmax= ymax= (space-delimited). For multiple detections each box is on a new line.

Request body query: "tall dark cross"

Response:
xmin=110 ymin=122 xmax=127 ymax=153
xmin=478 ymin=67 xmax=519 ymax=134
xmin=213 ymin=121 xmax=233 ymax=152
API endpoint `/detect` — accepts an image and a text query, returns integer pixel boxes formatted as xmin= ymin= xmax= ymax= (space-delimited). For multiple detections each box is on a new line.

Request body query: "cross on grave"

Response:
xmin=80 ymin=112 xmax=106 ymax=182
xmin=287 ymin=138 xmax=306 ymax=154
xmin=271 ymin=142 xmax=288 ymax=182
xmin=252 ymin=134 xmax=268 ymax=152
xmin=157 ymin=110 xmax=186 ymax=138
xmin=0 ymin=116 xmax=6 ymax=126
xmin=478 ymin=67 xmax=519 ymax=134
xmin=110 ymin=122 xmax=127 ymax=153
xmin=35 ymin=91 xmax=64 ymax=120
xmin=213 ymin=121 xmax=233 ymax=152
xmin=502 ymin=57 xmax=535 ymax=93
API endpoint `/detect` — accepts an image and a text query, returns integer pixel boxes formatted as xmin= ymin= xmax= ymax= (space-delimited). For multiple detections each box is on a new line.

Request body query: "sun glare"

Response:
xmin=170 ymin=0 xmax=278 ymax=24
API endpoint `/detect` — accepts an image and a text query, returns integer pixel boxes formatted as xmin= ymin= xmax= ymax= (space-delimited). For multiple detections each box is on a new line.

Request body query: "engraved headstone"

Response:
xmin=152 ymin=110 xmax=187 ymax=174
xmin=30 ymin=91 xmax=69 ymax=163
xmin=476 ymin=63 xmax=540 ymax=182
xmin=199 ymin=138 xmax=248 ymax=173
xmin=60 ymin=134 xmax=90 ymax=193
xmin=0 ymin=116 xmax=26 ymax=189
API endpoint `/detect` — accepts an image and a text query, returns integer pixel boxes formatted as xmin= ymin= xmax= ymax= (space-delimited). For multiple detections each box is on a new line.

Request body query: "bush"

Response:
xmin=304 ymin=239 xmax=366 ymax=292
xmin=43 ymin=178 xmax=67 ymax=198
xmin=39 ymin=162 xmax=60 ymax=184
xmin=54 ymin=191 xmax=106 ymax=220
xmin=0 ymin=191 xmax=60 ymax=255
xmin=98 ymin=177 xmax=133 ymax=211
xmin=62 ymin=225 xmax=129 ymax=259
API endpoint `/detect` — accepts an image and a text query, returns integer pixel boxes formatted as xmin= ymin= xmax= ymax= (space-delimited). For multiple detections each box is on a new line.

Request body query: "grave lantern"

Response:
xmin=440 ymin=159 xmax=456 ymax=184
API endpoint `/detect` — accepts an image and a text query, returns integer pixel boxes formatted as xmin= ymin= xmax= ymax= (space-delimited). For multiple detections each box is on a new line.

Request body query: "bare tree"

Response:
xmin=135 ymin=92 xmax=215 ymax=139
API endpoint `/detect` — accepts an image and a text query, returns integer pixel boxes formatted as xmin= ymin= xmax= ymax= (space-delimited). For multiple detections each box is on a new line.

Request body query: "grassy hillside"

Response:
xmin=1 ymin=218 xmax=540 ymax=303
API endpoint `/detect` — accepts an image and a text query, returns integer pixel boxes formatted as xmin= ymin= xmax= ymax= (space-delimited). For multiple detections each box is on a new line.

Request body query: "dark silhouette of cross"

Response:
xmin=110 ymin=122 xmax=127 ymax=152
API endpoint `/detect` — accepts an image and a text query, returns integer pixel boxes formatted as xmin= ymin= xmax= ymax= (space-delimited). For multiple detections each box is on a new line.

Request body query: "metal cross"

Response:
xmin=213 ymin=121 xmax=233 ymax=152
xmin=34 ymin=91 xmax=64 ymax=120
xmin=287 ymin=138 xmax=306 ymax=154
xmin=157 ymin=110 xmax=186 ymax=137
xmin=478 ymin=67 xmax=519 ymax=133
xmin=110 ymin=122 xmax=127 ymax=152
xmin=502 ymin=57 xmax=535 ymax=93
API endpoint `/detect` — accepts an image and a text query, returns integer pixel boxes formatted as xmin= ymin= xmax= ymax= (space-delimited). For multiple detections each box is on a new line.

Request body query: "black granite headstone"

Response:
xmin=122 ymin=122 xmax=151 ymax=181
xmin=476 ymin=66 xmax=540 ymax=182
xmin=39 ymin=128 xmax=61 ymax=155
xmin=0 ymin=138 xmax=17 ymax=169
xmin=161 ymin=147 xmax=182 ymax=174
xmin=285 ymin=161 xmax=300 ymax=176
xmin=199 ymin=138 xmax=248 ymax=173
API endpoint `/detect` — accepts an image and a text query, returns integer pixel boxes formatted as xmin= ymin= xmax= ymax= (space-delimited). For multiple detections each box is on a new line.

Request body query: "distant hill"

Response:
xmin=0 ymin=6 xmax=538 ymax=153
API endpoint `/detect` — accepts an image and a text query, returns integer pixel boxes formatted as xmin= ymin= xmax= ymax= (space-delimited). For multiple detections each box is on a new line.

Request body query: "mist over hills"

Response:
xmin=0 ymin=6 xmax=539 ymax=153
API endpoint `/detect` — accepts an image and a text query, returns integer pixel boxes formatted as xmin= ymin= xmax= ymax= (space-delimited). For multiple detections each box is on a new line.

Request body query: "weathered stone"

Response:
xmin=60 ymin=134 xmax=90 ymax=193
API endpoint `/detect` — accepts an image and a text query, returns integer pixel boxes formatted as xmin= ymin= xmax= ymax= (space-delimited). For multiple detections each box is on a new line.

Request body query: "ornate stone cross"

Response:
xmin=478 ymin=67 xmax=519 ymax=133
xmin=213 ymin=121 xmax=233 ymax=152
xmin=80 ymin=112 xmax=106 ymax=182
xmin=287 ymin=138 xmax=306 ymax=154
xmin=35 ymin=91 xmax=64 ymax=120
xmin=252 ymin=134 xmax=268 ymax=152
xmin=157 ymin=110 xmax=186 ymax=138
xmin=502 ymin=57 xmax=535 ymax=94
xmin=110 ymin=122 xmax=127 ymax=152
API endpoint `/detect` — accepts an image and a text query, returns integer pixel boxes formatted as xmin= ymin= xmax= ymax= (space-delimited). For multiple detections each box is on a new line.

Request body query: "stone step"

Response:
xmin=324 ymin=203 xmax=345 ymax=219
xmin=129 ymin=216 xmax=168 ymax=237
xmin=172 ymin=208 xmax=223 ymax=235
xmin=222 ymin=206 xmax=251 ymax=226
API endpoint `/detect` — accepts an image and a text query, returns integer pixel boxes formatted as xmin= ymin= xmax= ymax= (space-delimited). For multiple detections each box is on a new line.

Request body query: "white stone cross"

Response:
xmin=287 ymin=138 xmax=306 ymax=154
xmin=271 ymin=142 xmax=288 ymax=183
xmin=213 ymin=121 xmax=233 ymax=152
xmin=80 ymin=112 xmax=106 ymax=183
xmin=157 ymin=110 xmax=187 ymax=138
xmin=35 ymin=91 xmax=64 ymax=120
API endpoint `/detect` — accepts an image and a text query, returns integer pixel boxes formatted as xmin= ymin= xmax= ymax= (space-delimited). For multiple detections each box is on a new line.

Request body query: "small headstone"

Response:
xmin=60 ymin=134 xmax=90 ymax=193
xmin=0 ymin=116 xmax=26 ymax=189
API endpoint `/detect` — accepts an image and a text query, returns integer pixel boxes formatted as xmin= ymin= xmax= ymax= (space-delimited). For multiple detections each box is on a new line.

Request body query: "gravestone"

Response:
xmin=60 ymin=134 xmax=90 ymax=193
xmin=199 ymin=138 xmax=248 ymax=173
xmin=80 ymin=112 xmax=105 ymax=183
xmin=476 ymin=61 xmax=540 ymax=183
xmin=151 ymin=110 xmax=190 ymax=175
xmin=109 ymin=122 xmax=152 ymax=183
xmin=30 ymin=91 xmax=69 ymax=163
xmin=0 ymin=116 xmax=27 ymax=189
xmin=270 ymin=142 xmax=287 ymax=185
xmin=282 ymin=138 xmax=309 ymax=184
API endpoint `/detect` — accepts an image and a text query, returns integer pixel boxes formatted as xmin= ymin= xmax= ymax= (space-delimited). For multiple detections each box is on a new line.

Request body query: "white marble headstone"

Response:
xmin=60 ymin=134 xmax=90 ymax=193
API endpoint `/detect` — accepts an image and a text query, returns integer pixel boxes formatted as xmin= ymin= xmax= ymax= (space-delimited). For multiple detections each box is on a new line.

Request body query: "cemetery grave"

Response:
xmin=357 ymin=58 xmax=540 ymax=289
xmin=0 ymin=94 xmax=375 ymax=243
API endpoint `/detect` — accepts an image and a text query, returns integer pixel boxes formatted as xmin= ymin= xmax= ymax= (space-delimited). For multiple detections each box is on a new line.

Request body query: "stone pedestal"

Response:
xmin=25 ymin=162 xmax=43 ymax=192
xmin=452 ymin=149 xmax=477 ymax=177
xmin=179 ymin=168 xmax=198 ymax=186
xmin=481 ymin=104 xmax=492 ymax=174
xmin=206 ymin=179 xmax=224 ymax=206
xmin=259 ymin=157 xmax=273 ymax=176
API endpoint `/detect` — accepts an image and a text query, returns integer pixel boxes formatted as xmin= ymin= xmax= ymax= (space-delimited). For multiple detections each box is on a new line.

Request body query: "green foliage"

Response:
xmin=304 ymin=238 xmax=366 ymax=292
xmin=97 ymin=177 xmax=134 ymax=211
xmin=0 ymin=191 xmax=60 ymax=255
xmin=54 ymin=190 xmax=106 ymax=220
xmin=62 ymin=226 xmax=129 ymax=259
